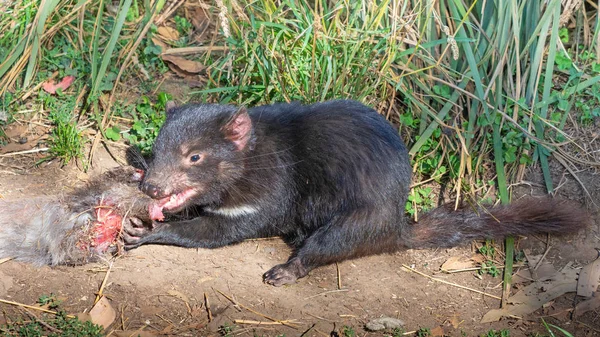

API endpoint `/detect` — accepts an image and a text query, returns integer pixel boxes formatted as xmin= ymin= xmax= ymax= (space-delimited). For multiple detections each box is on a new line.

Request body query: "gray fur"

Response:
xmin=0 ymin=167 xmax=151 ymax=265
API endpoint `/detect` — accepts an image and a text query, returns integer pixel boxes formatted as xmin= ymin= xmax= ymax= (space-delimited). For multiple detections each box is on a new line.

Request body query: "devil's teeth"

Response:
xmin=170 ymin=195 xmax=176 ymax=202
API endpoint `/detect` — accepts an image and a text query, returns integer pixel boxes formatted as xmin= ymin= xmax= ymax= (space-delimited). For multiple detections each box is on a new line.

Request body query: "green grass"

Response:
xmin=42 ymin=93 xmax=84 ymax=166
xmin=482 ymin=329 xmax=510 ymax=337
xmin=0 ymin=294 xmax=104 ymax=337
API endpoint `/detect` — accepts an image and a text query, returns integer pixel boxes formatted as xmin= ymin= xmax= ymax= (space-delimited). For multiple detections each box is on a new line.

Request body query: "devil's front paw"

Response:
xmin=122 ymin=217 xmax=159 ymax=250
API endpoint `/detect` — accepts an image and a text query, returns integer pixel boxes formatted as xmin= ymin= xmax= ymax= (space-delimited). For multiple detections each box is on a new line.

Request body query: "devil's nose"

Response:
xmin=141 ymin=182 xmax=162 ymax=198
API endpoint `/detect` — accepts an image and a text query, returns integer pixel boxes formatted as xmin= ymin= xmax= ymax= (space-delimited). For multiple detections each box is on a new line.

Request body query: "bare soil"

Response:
xmin=0 ymin=140 xmax=599 ymax=337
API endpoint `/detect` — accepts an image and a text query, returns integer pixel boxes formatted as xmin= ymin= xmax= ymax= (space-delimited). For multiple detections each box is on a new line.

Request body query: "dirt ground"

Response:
xmin=0 ymin=140 xmax=598 ymax=337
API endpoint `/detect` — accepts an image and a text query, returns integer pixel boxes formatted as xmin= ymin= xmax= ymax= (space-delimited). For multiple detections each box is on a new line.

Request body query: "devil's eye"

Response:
xmin=190 ymin=154 xmax=202 ymax=163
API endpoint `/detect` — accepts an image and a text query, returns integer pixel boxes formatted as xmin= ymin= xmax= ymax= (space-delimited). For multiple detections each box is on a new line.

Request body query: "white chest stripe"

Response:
xmin=205 ymin=205 xmax=259 ymax=218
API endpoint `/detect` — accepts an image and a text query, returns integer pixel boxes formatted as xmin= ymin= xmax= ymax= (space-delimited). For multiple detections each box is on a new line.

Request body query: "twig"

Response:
xmin=233 ymin=319 xmax=297 ymax=326
xmin=442 ymin=263 xmax=526 ymax=273
xmin=21 ymin=307 xmax=62 ymax=333
xmin=213 ymin=289 xmax=298 ymax=329
xmin=534 ymin=241 xmax=552 ymax=271
xmin=161 ymin=46 xmax=229 ymax=55
xmin=304 ymin=288 xmax=349 ymax=300
xmin=95 ymin=260 xmax=114 ymax=305
xmin=300 ymin=323 xmax=316 ymax=337
xmin=204 ymin=292 xmax=212 ymax=322
xmin=0 ymin=299 xmax=76 ymax=318
xmin=0 ymin=257 xmax=13 ymax=264
xmin=0 ymin=147 xmax=49 ymax=157
xmin=336 ymin=262 xmax=342 ymax=290
xmin=305 ymin=312 xmax=336 ymax=322
xmin=401 ymin=264 xmax=501 ymax=300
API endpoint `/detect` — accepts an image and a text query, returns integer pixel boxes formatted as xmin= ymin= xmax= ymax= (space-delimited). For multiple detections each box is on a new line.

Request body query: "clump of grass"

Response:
xmin=42 ymin=93 xmax=84 ymax=166
xmin=199 ymin=0 xmax=407 ymax=107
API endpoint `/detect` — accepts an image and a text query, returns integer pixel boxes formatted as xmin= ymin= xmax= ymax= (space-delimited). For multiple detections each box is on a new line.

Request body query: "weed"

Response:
xmin=139 ymin=27 xmax=168 ymax=75
xmin=120 ymin=92 xmax=171 ymax=154
xmin=174 ymin=15 xmax=192 ymax=35
xmin=479 ymin=260 xmax=501 ymax=278
xmin=406 ymin=186 xmax=436 ymax=217
xmin=0 ymin=298 xmax=103 ymax=336
xmin=478 ymin=240 xmax=496 ymax=259
xmin=391 ymin=327 xmax=405 ymax=337
xmin=482 ymin=329 xmax=510 ymax=337
xmin=37 ymin=293 xmax=61 ymax=310
xmin=219 ymin=322 xmax=236 ymax=337
xmin=416 ymin=327 xmax=431 ymax=337
xmin=342 ymin=326 xmax=356 ymax=337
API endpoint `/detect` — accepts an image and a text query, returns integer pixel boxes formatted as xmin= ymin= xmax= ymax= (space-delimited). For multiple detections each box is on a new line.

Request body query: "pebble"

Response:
xmin=365 ymin=317 xmax=405 ymax=331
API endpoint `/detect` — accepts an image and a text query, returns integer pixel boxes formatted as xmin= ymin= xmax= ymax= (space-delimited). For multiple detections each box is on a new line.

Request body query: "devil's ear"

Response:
xmin=222 ymin=106 xmax=253 ymax=151
xmin=165 ymin=101 xmax=177 ymax=117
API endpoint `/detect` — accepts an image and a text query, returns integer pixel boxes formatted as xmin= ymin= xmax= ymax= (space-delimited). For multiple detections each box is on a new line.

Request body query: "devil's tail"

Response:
xmin=405 ymin=198 xmax=590 ymax=248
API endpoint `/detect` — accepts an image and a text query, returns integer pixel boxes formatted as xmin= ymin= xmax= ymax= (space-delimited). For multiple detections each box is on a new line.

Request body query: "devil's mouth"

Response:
xmin=148 ymin=188 xmax=198 ymax=221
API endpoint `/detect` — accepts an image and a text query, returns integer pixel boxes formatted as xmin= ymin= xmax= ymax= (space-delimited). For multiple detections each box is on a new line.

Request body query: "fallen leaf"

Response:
xmin=161 ymin=55 xmax=206 ymax=75
xmin=470 ymin=254 xmax=486 ymax=264
xmin=577 ymin=255 xmax=600 ymax=297
xmin=449 ymin=314 xmax=462 ymax=329
xmin=440 ymin=256 xmax=477 ymax=271
xmin=512 ymin=268 xmax=534 ymax=284
xmin=3 ymin=124 xmax=28 ymax=139
xmin=88 ymin=296 xmax=116 ymax=329
xmin=524 ymin=250 xmax=558 ymax=281
xmin=157 ymin=26 xmax=180 ymax=41
xmin=189 ymin=7 xmax=209 ymax=31
xmin=574 ymin=292 xmax=600 ymax=317
xmin=481 ymin=263 xmax=579 ymax=323
xmin=431 ymin=326 xmax=445 ymax=337
xmin=41 ymin=75 xmax=75 ymax=94
xmin=151 ymin=37 xmax=169 ymax=50
xmin=167 ymin=289 xmax=190 ymax=303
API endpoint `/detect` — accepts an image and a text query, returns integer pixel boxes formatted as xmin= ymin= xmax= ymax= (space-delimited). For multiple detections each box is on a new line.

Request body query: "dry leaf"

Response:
xmin=577 ymin=255 xmax=600 ymax=297
xmin=189 ymin=7 xmax=209 ymax=31
xmin=157 ymin=26 xmax=180 ymax=41
xmin=449 ymin=314 xmax=461 ymax=329
xmin=88 ymin=296 xmax=116 ymax=329
xmin=151 ymin=37 xmax=169 ymax=51
xmin=574 ymin=292 xmax=600 ymax=317
xmin=167 ymin=289 xmax=190 ymax=303
xmin=41 ymin=75 xmax=75 ymax=94
xmin=161 ymin=55 xmax=206 ymax=75
xmin=512 ymin=268 xmax=534 ymax=284
xmin=470 ymin=254 xmax=486 ymax=264
xmin=440 ymin=256 xmax=477 ymax=271
xmin=4 ymin=124 xmax=28 ymax=139
xmin=481 ymin=263 xmax=579 ymax=323
xmin=524 ymin=250 xmax=558 ymax=281
xmin=431 ymin=326 xmax=445 ymax=337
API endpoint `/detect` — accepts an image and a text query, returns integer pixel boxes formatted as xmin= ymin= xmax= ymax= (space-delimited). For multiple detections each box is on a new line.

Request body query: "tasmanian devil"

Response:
xmin=124 ymin=100 xmax=589 ymax=286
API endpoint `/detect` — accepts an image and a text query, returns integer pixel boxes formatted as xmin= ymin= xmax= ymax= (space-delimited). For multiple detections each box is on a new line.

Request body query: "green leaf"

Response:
xmin=105 ymin=126 xmax=121 ymax=141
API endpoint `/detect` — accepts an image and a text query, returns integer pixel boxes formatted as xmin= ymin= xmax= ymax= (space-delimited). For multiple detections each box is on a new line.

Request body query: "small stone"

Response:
xmin=365 ymin=317 xmax=405 ymax=331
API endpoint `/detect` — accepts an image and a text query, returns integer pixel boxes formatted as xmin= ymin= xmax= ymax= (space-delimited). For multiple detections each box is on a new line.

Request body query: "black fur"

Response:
xmin=124 ymin=100 xmax=589 ymax=286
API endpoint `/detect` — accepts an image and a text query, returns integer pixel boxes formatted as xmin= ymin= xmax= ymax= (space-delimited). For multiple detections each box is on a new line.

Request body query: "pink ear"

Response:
xmin=223 ymin=107 xmax=252 ymax=150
